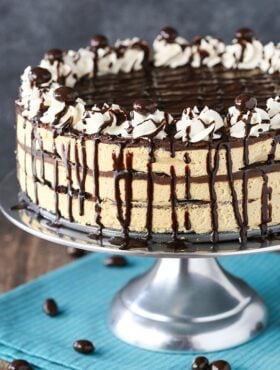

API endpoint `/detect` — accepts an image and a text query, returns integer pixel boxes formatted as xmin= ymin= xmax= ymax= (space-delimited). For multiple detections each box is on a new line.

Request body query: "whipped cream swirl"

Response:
xmin=20 ymin=66 xmax=54 ymax=119
xmin=175 ymin=106 xmax=224 ymax=142
xmin=223 ymin=28 xmax=263 ymax=69
xmin=40 ymin=87 xmax=85 ymax=130
xmin=112 ymin=38 xmax=149 ymax=73
xmin=129 ymin=99 xmax=173 ymax=139
xmin=153 ymin=27 xmax=191 ymax=68
xmin=267 ymin=96 xmax=280 ymax=129
xmin=228 ymin=106 xmax=270 ymax=138
xmin=63 ymin=48 xmax=94 ymax=81
xmin=191 ymin=36 xmax=225 ymax=68
xmin=73 ymin=103 xmax=129 ymax=136
xmin=260 ymin=42 xmax=280 ymax=74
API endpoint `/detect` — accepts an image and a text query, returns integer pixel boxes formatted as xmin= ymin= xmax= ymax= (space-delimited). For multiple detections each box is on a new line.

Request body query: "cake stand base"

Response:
xmin=110 ymin=257 xmax=267 ymax=352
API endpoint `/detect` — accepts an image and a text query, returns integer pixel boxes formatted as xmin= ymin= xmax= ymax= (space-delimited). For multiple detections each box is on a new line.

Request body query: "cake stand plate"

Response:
xmin=1 ymin=171 xmax=280 ymax=352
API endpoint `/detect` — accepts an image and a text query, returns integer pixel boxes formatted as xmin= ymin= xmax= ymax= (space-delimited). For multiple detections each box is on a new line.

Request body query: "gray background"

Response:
xmin=0 ymin=0 xmax=279 ymax=177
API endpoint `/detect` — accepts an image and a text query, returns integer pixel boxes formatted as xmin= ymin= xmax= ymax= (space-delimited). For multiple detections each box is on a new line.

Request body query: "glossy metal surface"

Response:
xmin=110 ymin=258 xmax=267 ymax=352
xmin=0 ymin=172 xmax=274 ymax=352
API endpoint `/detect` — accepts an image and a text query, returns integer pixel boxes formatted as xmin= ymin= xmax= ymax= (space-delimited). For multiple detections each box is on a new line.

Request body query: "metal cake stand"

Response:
xmin=1 ymin=171 xmax=280 ymax=353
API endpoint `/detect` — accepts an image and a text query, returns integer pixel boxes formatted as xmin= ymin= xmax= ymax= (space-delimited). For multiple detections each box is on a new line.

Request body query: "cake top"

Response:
xmin=17 ymin=27 xmax=280 ymax=144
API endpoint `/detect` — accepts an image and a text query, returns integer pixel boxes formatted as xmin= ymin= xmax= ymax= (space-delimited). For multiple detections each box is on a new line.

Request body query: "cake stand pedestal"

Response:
xmin=1 ymin=171 xmax=279 ymax=352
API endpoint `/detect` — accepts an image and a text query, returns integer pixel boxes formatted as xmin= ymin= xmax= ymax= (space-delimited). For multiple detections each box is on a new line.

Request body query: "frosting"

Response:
xmin=267 ymin=96 xmax=280 ymax=129
xmin=40 ymin=49 xmax=75 ymax=87
xmin=223 ymin=28 xmax=263 ymax=70
xmin=73 ymin=103 xmax=129 ymax=136
xmin=40 ymin=87 xmax=85 ymax=130
xmin=228 ymin=106 xmax=270 ymax=138
xmin=191 ymin=36 xmax=225 ymax=68
xmin=175 ymin=106 xmax=224 ymax=142
xmin=20 ymin=66 xmax=54 ymax=119
xmin=18 ymin=28 xmax=280 ymax=143
xmin=260 ymin=42 xmax=280 ymax=74
xmin=130 ymin=99 xmax=173 ymax=139
xmin=112 ymin=38 xmax=149 ymax=73
xmin=153 ymin=27 xmax=191 ymax=68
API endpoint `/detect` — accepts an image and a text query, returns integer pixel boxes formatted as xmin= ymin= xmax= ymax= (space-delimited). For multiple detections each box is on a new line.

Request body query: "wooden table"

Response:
xmin=0 ymin=213 xmax=76 ymax=293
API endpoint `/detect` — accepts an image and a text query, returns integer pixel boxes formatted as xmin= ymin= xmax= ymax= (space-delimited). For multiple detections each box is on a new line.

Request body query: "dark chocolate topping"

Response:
xmin=54 ymin=86 xmax=79 ymax=104
xmin=90 ymin=34 xmax=109 ymax=49
xmin=133 ymin=99 xmax=157 ymax=114
xmin=28 ymin=67 xmax=52 ymax=86
xmin=235 ymin=27 xmax=255 ymax=42
xmin=235 ymin=94 xmax=257 ymax=112
xmin=44 ymin=48 xmax=63 ymax=62
xmin=159 ymin=26 xmax=178 ymax=42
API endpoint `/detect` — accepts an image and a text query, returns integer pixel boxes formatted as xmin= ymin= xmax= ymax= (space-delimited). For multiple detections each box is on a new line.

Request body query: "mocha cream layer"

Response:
xmin=16 ymin=113 xmax=280 ymax=234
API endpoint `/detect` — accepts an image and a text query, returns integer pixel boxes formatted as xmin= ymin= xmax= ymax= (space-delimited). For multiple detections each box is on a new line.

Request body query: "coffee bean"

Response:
xmin=192 ymin=356 xmax=210 ymax=370
xmin=8 ymin=359 xmax=33 ymax=370
xmin=67 ymin=247 xmax=86 ymax=258
xmin=235 ymin=27 xmax=255 ymax=42
xmin=210 ymin=360 xmax=231 ymax=370
xmin=44 ymin=48 xmax=63 ymax=62
xmin=104 ymin=255 xmax=128 ymax=267
xmin=90 ymin=34 xmax=108 ymax=49
xmin=54 ymin=86 xmax=78 ymax=104
xmin=43 ymin=298 xmax=58 ymax=316
xmin=160 ymin=26 xmax=178 ymax=42
xmin=73 ymin=339 xmax=95 ymax=354
xmin=235 ymin=94 xmax=257 ymax=112
xmin=133 ymin=99 xmax=157 ymax=115
xmin=28 ymin=67 xmax=52 ymax=86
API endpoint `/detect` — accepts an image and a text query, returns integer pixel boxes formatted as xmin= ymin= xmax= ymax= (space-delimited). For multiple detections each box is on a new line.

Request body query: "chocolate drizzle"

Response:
xmin=61 ymin=142 xmax=74 ymax=221
xmin=112 ymin=143 xmax=134 ymax=246
xmin=93 ymin=138 xmax=104 ymax=233
xmin=74 ymin=137 xmax=87 ymax=216
xmin=170 ymin=165 xmax=178 ymax=239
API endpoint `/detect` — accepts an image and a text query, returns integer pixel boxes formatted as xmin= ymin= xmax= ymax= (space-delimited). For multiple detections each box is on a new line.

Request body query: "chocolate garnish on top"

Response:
xmin=54 ymin=86 xmax=79 ymax=104
xmin=159 ymin=26 xmax=178 ymax=42
xmin=235 ymin=94 xmax=257 ymax=112
xmin=28 ymin=66 xmax=52 ymax=87
xmin=235 ymin=27 xmax=256 ymax=42
xmin=133 ymin=98 xmax=157 ymax=115
xmin=90 ymin=34 xmax=109 ymax=49
xmin=44 ymin=48 xmax=64 ymax=63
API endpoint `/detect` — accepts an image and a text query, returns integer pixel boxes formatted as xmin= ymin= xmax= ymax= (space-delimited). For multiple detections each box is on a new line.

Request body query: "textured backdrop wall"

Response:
xmin=0 ymin=0 xmax=279 ymax=176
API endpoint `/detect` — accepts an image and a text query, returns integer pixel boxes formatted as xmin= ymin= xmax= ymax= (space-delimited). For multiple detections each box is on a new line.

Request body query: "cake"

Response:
xmin=15 ymin=27 xmax=280 ymax=247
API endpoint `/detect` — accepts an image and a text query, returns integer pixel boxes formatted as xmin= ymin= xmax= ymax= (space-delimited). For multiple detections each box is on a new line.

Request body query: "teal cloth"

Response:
xmin=0 ymin=252 xmax=279 ymax=370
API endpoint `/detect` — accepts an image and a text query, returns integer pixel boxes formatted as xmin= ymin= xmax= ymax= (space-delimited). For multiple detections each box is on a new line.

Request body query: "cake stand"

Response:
xmin=1 ymin=171 xmax=280 ymax=353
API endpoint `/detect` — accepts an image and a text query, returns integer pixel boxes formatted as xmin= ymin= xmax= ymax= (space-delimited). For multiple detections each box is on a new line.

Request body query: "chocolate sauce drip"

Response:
xmin=53 ymin=158 xmax=60 ymax=219
xmin=93 ymin=138 xmax=104 ymax=232
xmin=222 ymin=143 xmax=247 ymax=243
xmin=113 ymin=143 xmax=134 ymax=246
xmin=170 ymin=165 xmax=178 ymax=239
xmin=61 ymin=143 xmax=74 ymax=221
xmin=74 ymin=138 xmax=87 ymax=216
xmin=268 ymin=135 xmax=280 ymax=163
xmin=184 ymin=210 xmax=191 ymax=230
xmin=31 ymin=126 xmax=39 ymax=204
xmin=145 ymin=139 xmax=155 ymax=239
xmin=260 ymin=171 xmax=272 ymax=237
xmin=206 ymin=145 xmax=220 ymax=243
